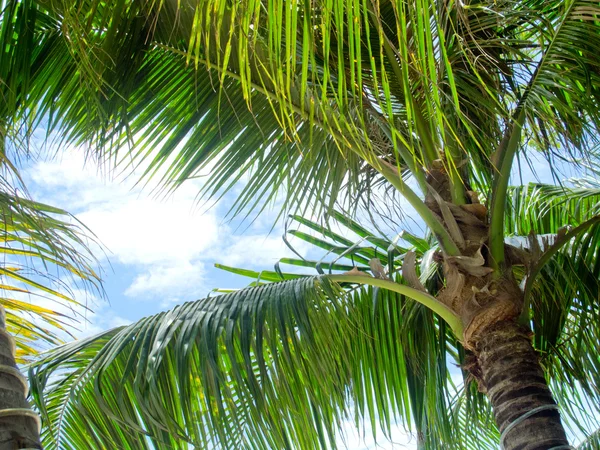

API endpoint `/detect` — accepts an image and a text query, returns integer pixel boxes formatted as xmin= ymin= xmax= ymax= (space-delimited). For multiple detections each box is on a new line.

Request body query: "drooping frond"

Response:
xmin=0 ymin=2 xmax=499 ymax=217
xmin=532 ymin=241 xmax=600 ymax=441
xmin=27 ymin=205 xmax=503 ymax=450
xmin=220 ymin=213 xmax=502 ymax=448
xmin=30 ymin=277 xmax=355 ymax=449
xmin=30 ymin=271 xmax=508 ymax=449
xmin=219 ymin=209 xmax=600 ymax=447
xmin=43 ymin=37 xmax=367 ymax=221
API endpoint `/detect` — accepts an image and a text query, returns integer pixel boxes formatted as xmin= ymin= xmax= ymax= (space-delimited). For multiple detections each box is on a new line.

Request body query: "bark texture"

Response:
xmin=0 ymin=307 xmax=41 ymax=449
xmin=477 ymin=320 xmax=568 ymax=450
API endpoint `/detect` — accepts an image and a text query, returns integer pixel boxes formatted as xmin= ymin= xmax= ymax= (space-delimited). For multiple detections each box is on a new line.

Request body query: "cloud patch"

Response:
xmin=23 ymin=149 xmax=308 ymax=305
xmin=125 ymin=261 xmax=209 ymax=305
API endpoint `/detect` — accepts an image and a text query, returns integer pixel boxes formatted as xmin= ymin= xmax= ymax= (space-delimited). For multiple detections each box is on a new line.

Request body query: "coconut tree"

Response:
xmin=0 ymin=2 xmax=103 ymax=447
xmin=6 ymin=0 xmax=600 ymax=448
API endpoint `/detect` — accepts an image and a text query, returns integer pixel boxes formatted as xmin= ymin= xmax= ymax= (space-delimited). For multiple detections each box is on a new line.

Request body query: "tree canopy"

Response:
xmin=1 ymin=0 xmax=600 ymax=448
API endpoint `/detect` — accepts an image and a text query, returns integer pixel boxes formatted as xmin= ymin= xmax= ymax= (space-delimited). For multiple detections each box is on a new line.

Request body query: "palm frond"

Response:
xmin=488 ymin=0 xmax=600 ymax=268
xmin=30 ymin=270 xmax=509 ymax=449
xmin=25 ymin=211 xmax=478 ymax=448
xmin=0 ymin=187 xmax=102 ymax=362
xmin=5 ymin=0 xmax=503 ymax=227
xmin=506 ymin=183 xmax=600 ymax=236
xmin=500 ymin=182 xmax=600 ymax=439
xmin=217 ymin=213 xmax=503 ymax=448
xmin=30 ymin=277 xmax=354 ymax=449
xmin=518 ymin=0 xmax=600 ymax=162
xmin=527 ymin=228 xmax=600 ymax=437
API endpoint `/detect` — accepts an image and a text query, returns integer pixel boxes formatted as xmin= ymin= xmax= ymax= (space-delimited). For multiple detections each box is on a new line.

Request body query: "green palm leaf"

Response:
xmin=31 ymin=273 xmax=497 ymax=449
xmin=25 ymin=212 xmax=473 ymax=448
xmin=31 ymin=277 xmax=349 ymax=449
xmin=0 ymin=187 xmax=102 ymax=362
xmin=506 ymin=183 xmax=600 ymax=236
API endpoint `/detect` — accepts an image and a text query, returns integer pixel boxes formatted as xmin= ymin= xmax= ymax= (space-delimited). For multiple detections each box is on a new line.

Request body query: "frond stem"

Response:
xmin=489 ymin=108 xmax=526 ymax=274
xmin=327 ymin=274 xmax=463 ymax=339
xmin=489 ymin=0 xmax=578 ymax=275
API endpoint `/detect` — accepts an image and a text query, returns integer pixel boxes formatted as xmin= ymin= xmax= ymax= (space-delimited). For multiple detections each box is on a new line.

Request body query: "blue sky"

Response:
xmin=16 ymin=144 xmax=578 ymax=449
xmin=20 ymin=147 xmax=314 ymax=335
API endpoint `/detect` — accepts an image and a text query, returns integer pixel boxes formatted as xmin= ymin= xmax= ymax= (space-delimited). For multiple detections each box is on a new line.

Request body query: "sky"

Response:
xmin=21 ymin=148 xmax=314 ymax=335
xmin=15 ymin=145 xmax=577 ymax=449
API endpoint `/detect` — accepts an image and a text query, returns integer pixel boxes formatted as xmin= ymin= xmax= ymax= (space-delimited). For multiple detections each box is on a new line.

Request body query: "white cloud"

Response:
xmin=77 ymin=194 xmax=219 ymax=266
xmin=125 ymin=260 xmax=209 ymax=305
xmin=30 ymin=150 xmax=220 ymax=265
xmin=23 ymin=149 xmax=308 ymax=302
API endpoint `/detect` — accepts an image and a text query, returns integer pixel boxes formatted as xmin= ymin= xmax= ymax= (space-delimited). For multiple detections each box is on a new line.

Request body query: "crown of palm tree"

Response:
xmin=3 ymin=0 xmax=600 ymax=448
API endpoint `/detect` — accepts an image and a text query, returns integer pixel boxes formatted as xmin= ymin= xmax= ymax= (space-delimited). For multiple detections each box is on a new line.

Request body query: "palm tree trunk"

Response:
xmin=477 ymin=319 xmax=569 ymax=450
xmin=0 ymin=307 xmax=41 ymax=449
